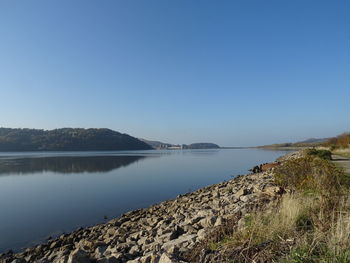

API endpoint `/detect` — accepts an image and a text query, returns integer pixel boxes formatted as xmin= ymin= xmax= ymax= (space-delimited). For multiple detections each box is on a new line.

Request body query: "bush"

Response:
xmin=306 ymin=148 xmax=332 ymax=160
xmin=274 ymin=156 xmax=344 ymax=198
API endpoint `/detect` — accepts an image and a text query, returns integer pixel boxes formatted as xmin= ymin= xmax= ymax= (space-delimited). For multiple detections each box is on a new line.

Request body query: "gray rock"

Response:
xmin=137 ymin=237 xmax=152 ymax=246
xmin=158 ymin=253 xmax=185 ymax=263
xmin=214 ymin=216 xmax=223 ymax=226
xmin=11 ymin=259 xmax=27 ymax=263
xmin=128 ymin=245 xmax=141 ymax=256
xmin=198 ymin=216 xmax=217 ymax=228
xmin=96 ymin=256 xmax=121 ymax=263
xmin=67 ymin=249 xmax=90 ymax=263
xmin=197 ymin=229 xmax=207 ymax=240
xmin=53 ymin=256 xmax=68 ymax=263
xmin=94 ymin=246 xmax=107 ymax=258
xmin=161 ymin=234 xmax=197 ymax=252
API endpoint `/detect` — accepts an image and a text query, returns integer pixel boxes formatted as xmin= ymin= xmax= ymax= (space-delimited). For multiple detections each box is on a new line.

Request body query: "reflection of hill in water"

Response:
xmin=0 ymin=156 xmax=147 ymax=175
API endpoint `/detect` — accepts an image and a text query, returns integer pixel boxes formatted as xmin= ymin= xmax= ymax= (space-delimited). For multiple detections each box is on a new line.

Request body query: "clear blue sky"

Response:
xmin=0 ymin=1 xmax=349 ymax=146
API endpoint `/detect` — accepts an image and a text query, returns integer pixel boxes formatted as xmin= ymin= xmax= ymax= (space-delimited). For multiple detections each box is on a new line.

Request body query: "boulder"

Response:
xmin=161 ymin=234 xmax=196 ymax=253
xmin=96 ymin=256 xmax=121 ymax=263
xmin=128 ymin=245 xmax=141 ymax=257
xmin=94 ymin=246 xmax=107 ymax=259
xmin=67 ymin=249 xmax=90 ymax=263
xmin=158 ymin=254 xmax=176 ymax=263
xmin=53 ymin=256 xmax=68 ymax=263
xmin=214 ymin=216 xmax=223 ymax=226
xmin=198 ymin=216 xmax=217 ymax=228
xmin=197 ymin=229 xmax=207 ymax=240
xmin=234 ymin=187 xmax=252 ymax=198
xmin=11 ymin=259 xmax=27 ymax=263
xmin=158 ymin=253 xmax=186 ymax=263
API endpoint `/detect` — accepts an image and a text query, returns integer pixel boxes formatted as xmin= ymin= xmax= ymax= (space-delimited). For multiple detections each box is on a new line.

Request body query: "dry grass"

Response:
xmin=209 ymin=195 xmax=350 ymax=263
xmin=328 ymin=207 xmax=350 ymax=256
xmin=224 ymin=195 xmax=311 ymax=248
xmin=280 ymin=196 xmax=350 ymax=263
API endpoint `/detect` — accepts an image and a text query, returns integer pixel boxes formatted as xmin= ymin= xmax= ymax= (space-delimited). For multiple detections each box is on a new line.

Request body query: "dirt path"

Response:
xmin=332 ymin=154 xmax=350 ymax=174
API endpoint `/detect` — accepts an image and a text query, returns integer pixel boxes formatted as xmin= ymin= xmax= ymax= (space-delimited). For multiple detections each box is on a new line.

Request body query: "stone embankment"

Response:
xmin=0 ymin=157 xmax=293 ymax=263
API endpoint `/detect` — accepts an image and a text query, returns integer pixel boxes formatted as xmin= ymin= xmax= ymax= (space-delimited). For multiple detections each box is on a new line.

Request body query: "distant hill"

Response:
xmin=296 ymin=138 xmax=330 ymax=145
xmin=258 ymin=137 xmax=329 ymax=148
xmin=183 ymin=143 xmax=220 ymax=149
xmin=0 ymin=128 xmax=152 ymax=151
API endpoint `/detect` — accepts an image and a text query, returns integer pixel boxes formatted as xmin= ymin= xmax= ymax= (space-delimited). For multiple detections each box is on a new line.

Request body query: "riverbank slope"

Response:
xmin=0 ymin=152 xmax=298 ymax=263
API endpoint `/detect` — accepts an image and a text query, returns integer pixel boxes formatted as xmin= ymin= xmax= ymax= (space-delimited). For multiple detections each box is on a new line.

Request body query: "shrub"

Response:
xmin=306 ymin=149 xmax=332 ymax=160
xmin=274 ymin=156 xmax=344 ymax=198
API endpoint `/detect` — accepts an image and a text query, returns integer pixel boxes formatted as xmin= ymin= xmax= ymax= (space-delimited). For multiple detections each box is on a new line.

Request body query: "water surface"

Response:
xmin=0 ymin=148 xmax=290 ymax=252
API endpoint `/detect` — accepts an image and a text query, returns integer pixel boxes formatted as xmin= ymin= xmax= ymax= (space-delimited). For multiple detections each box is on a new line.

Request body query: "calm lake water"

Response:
xmin=0 ymin=148 xmax=290 ymax=252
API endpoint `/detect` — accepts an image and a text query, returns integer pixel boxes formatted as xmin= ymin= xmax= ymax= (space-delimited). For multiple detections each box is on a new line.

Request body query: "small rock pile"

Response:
xmin=277 ymin=150 xmax=305 ymax=162
xmin=0 ymin=167 xmax=286 ymax=263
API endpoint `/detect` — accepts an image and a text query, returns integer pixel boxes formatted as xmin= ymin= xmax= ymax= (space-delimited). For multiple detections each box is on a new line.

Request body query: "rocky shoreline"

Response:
xmin=1 ymin=152 xmax=300 ymax=263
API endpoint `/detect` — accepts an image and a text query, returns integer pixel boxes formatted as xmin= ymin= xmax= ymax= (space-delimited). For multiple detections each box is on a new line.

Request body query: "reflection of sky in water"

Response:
xmin=0 ymin=149 xmax=291 ymax=252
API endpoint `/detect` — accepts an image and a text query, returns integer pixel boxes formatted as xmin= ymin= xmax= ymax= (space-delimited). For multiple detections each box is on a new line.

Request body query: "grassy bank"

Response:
xmin=194 ymin=149 xmax=350 ymax=263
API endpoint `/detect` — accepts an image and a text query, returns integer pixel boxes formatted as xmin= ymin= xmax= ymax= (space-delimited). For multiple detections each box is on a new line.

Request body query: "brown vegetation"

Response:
xmin=324 ymin=133 xmax=350 ymax=150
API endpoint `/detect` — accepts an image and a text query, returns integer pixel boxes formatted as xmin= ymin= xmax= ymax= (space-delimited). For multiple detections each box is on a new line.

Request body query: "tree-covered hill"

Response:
xmin=183 ymin=143 xmax=220 ymax=149
xmin=0 ymin=128 xmax=153 ymax=151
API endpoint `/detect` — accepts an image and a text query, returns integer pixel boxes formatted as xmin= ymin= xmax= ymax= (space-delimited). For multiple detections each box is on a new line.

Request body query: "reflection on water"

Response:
xmin=0 ymin=156 xmax=147 ymax=175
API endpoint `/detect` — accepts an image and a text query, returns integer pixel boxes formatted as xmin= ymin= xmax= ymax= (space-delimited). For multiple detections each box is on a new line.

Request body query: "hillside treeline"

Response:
xmin=0 ymin=128 xmax=152 ymax=151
